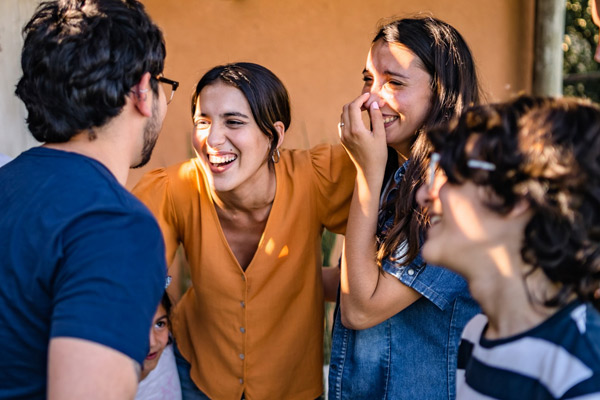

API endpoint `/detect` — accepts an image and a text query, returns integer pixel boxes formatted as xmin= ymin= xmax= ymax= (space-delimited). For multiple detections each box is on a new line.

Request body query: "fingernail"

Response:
xmin=372 ymin=102 xmax=379 ymax=110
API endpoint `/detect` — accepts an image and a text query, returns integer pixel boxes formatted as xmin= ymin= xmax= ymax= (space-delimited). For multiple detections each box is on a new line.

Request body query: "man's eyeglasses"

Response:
xmin=155 ymin=75 xmax=179 ymax=105
xmin=427 ymin=152 xmax=496 ymax=190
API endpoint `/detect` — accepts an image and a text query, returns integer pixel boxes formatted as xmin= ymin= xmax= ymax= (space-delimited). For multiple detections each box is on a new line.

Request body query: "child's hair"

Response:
xmin=161 ymin=292 xmax=173 ymax=331
xmin=428 ymin=95 xmax=600 ymax=310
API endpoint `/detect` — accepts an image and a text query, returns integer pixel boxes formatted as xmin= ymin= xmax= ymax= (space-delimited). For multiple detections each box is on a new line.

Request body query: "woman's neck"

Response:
xmin=211 ymin=165 xmax=277 ymax=216
xmin=395 ymin=147 xmax=410 ymax=164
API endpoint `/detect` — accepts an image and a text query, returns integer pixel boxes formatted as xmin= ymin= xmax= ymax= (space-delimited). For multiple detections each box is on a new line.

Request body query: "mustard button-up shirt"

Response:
xmin=133 ymin=144 xmax=355 ymax=400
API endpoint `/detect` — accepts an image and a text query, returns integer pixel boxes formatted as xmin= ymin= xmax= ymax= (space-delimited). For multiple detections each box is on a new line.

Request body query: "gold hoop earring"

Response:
xmin=271 ymin=148 xmax=280 ymax=163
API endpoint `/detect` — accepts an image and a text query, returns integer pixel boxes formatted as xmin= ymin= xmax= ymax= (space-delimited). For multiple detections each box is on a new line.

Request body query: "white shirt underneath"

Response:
xmin=135 ymin=344 xmax=182 ymax=400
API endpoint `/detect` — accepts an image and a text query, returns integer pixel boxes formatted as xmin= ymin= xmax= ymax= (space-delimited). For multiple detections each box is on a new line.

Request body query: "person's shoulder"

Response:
xmin=132 ymin=159 xmax=202 ymax=208
xmin=279 ymin=143 xmax=351 ymax=178
xmin=383 ymin=256 xmax=473 ymax=311
xmin=161 ymin=158 xmax=199 ymax=180
xmin=574 ymin=303 xmax=600 ymax=361
xmin=280 ymin=143 xmax=345 ymax=163
xmin=136 ymin=159 xmax=200 ymax=190
xmin=20 ymin=148 xmax=148 ymax=215
xmin=461 ymin=313 xmax=488 ymax=342
xmin=0 ymin=152 xmax=11 ymax=167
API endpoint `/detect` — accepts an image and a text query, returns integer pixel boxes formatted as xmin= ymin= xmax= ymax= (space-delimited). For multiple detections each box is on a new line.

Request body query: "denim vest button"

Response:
xmin=407 ymin=269 xmax=415 ymax=276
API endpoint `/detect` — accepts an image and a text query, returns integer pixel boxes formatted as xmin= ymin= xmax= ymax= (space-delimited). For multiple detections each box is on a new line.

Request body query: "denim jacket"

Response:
xmin=328 ymin=162 xmax=480 ymax=400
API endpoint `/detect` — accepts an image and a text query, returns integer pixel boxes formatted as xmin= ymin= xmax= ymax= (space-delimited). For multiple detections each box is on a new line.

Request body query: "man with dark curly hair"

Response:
xmin=0 ymin=1 xmax=177 ymax=398
xmin=417 ymin=96 xmax=600 ymax=399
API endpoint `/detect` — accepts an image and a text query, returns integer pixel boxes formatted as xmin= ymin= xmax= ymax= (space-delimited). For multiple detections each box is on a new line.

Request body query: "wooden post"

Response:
xmin=532 ymin=0 xmax=566 ymax=96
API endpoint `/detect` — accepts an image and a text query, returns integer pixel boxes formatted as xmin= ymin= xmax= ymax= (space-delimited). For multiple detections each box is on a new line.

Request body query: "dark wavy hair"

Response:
xmin=375 ymin=16 xmax=482 ymax=266
xmin=160 ymin=291 xmax=173 ymax=331
xmin=191 ymin=62 xmax=291 ymax=163
xmin=428 ymin=95 xmax=600 ymax=310
xmin=15 ymin=0 xmax=166 ymax=143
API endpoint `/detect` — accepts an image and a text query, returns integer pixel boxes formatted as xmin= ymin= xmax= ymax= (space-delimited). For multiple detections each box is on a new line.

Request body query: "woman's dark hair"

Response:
xmin=191 ymin=62 xmax=291 ymax=163
xmin=375 ymin=16 xmax=482 ymax=266
xmin=429 ymin=95 xmax=600 ymax=310
xmin=15 ymin=0 xmax=166 ymax=143
xmin=160 ymin=291 xmax=173 ymax=332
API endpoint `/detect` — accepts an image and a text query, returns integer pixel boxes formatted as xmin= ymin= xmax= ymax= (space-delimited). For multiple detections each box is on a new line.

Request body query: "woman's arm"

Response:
xmin=338 ymin=93 xmax=421 ymax=330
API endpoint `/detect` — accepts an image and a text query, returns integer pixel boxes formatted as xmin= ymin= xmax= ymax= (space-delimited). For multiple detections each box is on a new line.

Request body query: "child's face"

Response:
xmin=141 ymin=303 xmax=169 ymax=380
xmin=418 ymin=173 xmax=522 ymax=278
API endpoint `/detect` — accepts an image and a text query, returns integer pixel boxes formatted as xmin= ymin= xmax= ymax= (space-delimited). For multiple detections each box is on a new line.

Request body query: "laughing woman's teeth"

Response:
xmin=383 ymin=116 xmax=398 ymax=124
xmin=209 ymin=154 xmax=237 ymax=166
xmin=430 ymin=215 xmax=442 ymax=225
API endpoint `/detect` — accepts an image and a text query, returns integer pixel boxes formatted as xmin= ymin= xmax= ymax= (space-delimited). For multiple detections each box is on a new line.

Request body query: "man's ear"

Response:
xmin=273 ymin=121 xmax=286 ymax=149
xmin=131 ymin=72 xmax=153 ymax=117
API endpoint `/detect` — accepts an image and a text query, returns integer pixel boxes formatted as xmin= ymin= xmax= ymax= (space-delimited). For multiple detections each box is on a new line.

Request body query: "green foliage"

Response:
xmin=321 ymin=229 xmax=337 ymax=267
xmin=563 ymin=0 xmax=600 ymax=101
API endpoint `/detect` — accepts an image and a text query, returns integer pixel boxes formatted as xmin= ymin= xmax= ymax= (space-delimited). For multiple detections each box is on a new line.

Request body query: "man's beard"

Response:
xmin=132 ymin=98 xmax=160 ymax=169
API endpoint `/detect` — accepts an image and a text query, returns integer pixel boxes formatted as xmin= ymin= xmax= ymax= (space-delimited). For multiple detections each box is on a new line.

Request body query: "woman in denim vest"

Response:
xmin=329 ymin=16 xmax=481 ymax=399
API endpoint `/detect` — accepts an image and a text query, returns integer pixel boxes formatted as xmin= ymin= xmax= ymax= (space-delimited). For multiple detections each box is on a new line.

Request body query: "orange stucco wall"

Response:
xmin=127 ymin=0 xmax=535 ymax=188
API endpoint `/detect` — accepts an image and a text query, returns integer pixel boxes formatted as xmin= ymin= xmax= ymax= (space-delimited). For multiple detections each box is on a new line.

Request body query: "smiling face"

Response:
xmin=418 ymin=178 xmax=499 ymax=275
xmin=417 ymin=170 xmax=531 ymax=279
xmin=362 ymin=39 xmax=433 ymax=157
xmin=141 ymin=303 xmax=169 ymax=380
xmin=192 ymin=82 xmax=274 ymax=194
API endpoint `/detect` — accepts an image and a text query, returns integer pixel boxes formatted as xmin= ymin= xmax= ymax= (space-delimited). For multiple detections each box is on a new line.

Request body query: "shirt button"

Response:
xmin=239 ymin=378 xmax=243 ymax=384
xmin=407 ymin=269 xmax=415 ymax=276
xmin=240 ymin=327 xmax=246 ymax=333
xmin=240 ymin=301 xmax=245 ymax=308
xmin=239 ymin=353 xmax=245 ymax=360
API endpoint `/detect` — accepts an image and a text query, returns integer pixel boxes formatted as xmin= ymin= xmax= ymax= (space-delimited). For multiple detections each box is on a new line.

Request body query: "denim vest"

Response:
xmin=328 ymin=162 xmax=480 ymax=400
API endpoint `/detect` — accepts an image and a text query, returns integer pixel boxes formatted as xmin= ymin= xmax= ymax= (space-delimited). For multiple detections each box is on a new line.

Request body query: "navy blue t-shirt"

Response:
xmin=0 ymin=147 xmax=166 ymax=399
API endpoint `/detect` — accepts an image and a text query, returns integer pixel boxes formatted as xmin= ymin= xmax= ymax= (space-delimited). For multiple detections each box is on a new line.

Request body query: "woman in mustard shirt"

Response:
xmin=133 ymin=62 xmax=354 ymax=400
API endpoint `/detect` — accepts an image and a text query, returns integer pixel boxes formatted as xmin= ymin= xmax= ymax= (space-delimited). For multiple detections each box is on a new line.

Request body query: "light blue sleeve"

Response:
xmin=382 ymin=253 xmax=469 ymax=311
